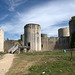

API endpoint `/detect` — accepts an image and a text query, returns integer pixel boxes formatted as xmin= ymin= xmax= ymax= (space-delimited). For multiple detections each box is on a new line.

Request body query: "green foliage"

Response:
xmin=71 ymin=32 xmax=75 ymax=48
xmin=18 ymin=39 xmax=21 ymax=45
xmin=17 ymin=35 xmax=22 ymax=45
xmin=0 ymin=52 xmax=6 ymax=55
xmin=21 ymin=35 xmax=22 ymax=41
xmin=0 ymin=52 xmax=6 ymax=59
xmin=7 ymin=38 xmax=9 ymax=40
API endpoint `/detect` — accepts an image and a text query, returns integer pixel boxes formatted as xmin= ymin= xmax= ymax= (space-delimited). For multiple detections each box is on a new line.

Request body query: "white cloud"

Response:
xmin=42 ymin=25 xmax=69 ymax=37
xmin=1 ymin=0 xmax=75 ymax=39
xmin=5 ymin=0 xmax=27 ymax=11
xmin=0 ymin=15 xmax=8 ymax=21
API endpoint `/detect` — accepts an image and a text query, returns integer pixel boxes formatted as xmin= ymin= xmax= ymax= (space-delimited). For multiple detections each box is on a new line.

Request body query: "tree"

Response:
xmin=71 ymin=32 xmax=75 ymax=48
xmin=7 ymin=38 xmax=9 ymax=40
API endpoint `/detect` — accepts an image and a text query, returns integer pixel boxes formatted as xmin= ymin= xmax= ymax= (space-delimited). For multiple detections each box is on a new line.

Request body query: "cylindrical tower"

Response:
xmin=69 ymin=16 xmax=75 ymax=37
xmin=24 ymin=23 xmax=41 ymax=51
xmin=41 ymin=34 xmax=47 ymax=38
xmin=0 ymin=29 xmax=4 ymax=52
xmin=58 ymin=27 xmax=70 ymax=37
xmin=69 ymin=16 xmax=75 ymax=48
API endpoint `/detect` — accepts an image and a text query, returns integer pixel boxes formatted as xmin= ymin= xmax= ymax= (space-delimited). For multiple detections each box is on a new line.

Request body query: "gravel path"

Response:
xmin=0 ymin=54 xmax=14 ymax=75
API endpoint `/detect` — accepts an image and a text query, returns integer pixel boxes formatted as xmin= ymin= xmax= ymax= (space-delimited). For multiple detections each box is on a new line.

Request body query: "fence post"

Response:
xmin=70 ymin=50 xmax=72 ymax=61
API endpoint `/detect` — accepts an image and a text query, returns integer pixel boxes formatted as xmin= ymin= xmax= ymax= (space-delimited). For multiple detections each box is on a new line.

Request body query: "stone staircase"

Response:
xmin=8 ymin=45 xmax=18 ymax=53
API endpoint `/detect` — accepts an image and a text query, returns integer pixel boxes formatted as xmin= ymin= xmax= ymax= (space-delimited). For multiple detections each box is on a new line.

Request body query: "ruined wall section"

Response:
xmin=4 ymin=40 xmax=18 ymax=52
xmin=0 ymin=29 xmax=4 ymax=52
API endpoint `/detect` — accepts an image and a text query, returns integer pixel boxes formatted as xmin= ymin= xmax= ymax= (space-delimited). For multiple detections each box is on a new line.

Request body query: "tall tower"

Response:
xmin=24 ymin=24 xmax=41 ymax=51
xmin=69 ymin=16 xmax=75 ymax=38
xmin=58 ymin=27 xmax=70 ymax=37
xmin=0 ymin=29 xmax=4 ymax=52
xmin=69 ymin=16 xmax=75 ymax=48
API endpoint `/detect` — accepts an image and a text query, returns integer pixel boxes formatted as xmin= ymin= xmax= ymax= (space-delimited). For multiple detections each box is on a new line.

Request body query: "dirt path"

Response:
xmin=0 ymin=54 xmax=14 ymax=75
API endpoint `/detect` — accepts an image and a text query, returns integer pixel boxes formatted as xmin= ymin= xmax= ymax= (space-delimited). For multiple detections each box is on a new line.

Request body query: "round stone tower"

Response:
xmin=58 ymin=27 xmax=70 ymax=37
xmin=69 ymin=16 xmax=75 ymax=38
xmin=0 ymin=29 xmax=4 ymax=52
xmin=24 ymin=23 xmax=41 ymax=51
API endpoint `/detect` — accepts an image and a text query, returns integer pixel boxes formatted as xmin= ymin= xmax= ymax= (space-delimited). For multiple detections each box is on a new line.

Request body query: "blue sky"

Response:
xmin=0 ymin=0 xmax=75 ymax=40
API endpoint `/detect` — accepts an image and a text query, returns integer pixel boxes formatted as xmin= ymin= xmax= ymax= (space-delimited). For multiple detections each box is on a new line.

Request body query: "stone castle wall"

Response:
xmin=21 ymin=33 xmax=70 ymax=51
xmin=4 ymin=40 xmax=18 ymax=52
xmin=0 ymin=29 xmax=4 ymax=52
xmin=20 ymin=23 xmax=71 ymax=51
xmin=41 ymin=37 xmax=70 ymax=51
xmin=58 ymin=27 xmax=70 ymax=37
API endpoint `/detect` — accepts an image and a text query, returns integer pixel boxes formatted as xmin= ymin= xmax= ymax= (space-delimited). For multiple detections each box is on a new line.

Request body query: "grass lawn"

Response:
xmin=6 ymin=50 xmax=75 ymax=75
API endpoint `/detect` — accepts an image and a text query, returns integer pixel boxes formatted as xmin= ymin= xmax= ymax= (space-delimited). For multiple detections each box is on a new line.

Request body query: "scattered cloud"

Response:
xmin=0 ymin=14 xmax=8 ymax=21
xmin=1 ymin=0 xmax=75 ymax=39
xmin=5 ymin=0 xmax=27 ymax=11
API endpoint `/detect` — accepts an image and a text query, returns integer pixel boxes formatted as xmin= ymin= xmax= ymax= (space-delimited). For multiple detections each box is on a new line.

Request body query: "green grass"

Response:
xmin=6 ymin=51 xmax=75 ymax=75
xmin=0 ymin=52 xmax=6 ymax=59
xmin=28 ymin=59 xmax=75 ymax=75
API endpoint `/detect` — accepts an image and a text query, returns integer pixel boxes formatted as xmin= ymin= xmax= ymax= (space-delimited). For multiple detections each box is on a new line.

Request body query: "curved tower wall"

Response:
xmin=24 ymin=24 xmax=41 ymax=51
xmin=58 ymin=27 xmax=70 ymax=37
xmin=69 ymin=16 xmax=75 ymax=38
xmin=0 ymin=29 xmax=4 ymax=52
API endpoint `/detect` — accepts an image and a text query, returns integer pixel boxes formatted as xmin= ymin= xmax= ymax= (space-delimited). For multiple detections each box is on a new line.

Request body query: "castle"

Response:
xmin=21 ymin=16 xmax=75 ymax=51
xmin=0 ymin=16 xmax=75 ymax=53
xmin=22 ymin=25 xmax=70 ymax=51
